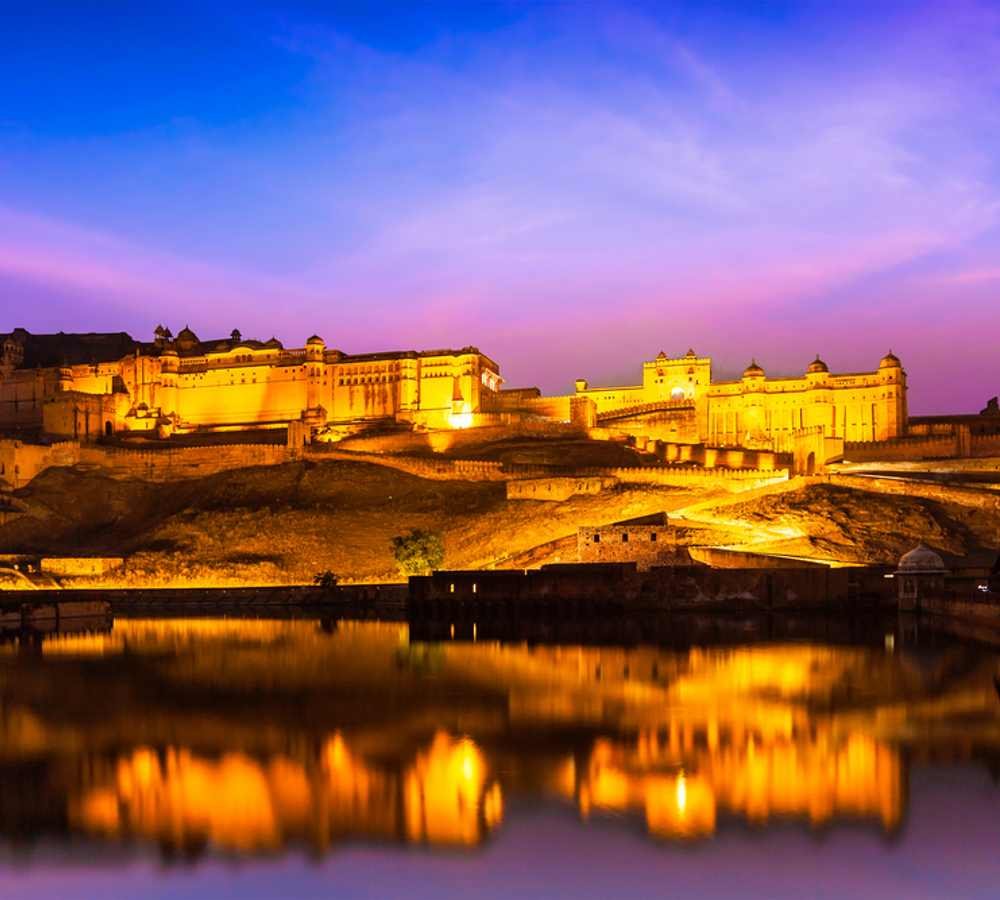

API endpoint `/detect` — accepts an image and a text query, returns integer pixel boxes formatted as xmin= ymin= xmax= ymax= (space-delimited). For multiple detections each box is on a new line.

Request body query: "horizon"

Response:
xmin=2 ymin=1 xmax=999 ymax=415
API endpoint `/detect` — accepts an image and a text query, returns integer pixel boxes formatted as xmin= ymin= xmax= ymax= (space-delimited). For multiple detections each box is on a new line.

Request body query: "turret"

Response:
xmin=741 ymin=359 xmax=766 ymax=390
xmin=805 ymin=355 xmax=830 ymax=385
xmin=158 ymin=349 xmax=179 ymax=417
xmin=305 ymin=335 xmax=326 ymax=417
xmin=305 ymin=334 xmax=325 ymax=362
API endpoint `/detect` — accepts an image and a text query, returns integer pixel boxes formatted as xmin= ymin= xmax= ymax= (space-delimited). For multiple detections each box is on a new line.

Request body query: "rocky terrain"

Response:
xmin=0 ymin=460 xmax=702 ymax=586
xmin=1 ymin=456 xmax=996 ymax=587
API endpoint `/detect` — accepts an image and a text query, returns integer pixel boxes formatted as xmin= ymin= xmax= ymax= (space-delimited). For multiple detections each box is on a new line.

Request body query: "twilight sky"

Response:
xmin=1 ymin=1 xmax=998 ymax=414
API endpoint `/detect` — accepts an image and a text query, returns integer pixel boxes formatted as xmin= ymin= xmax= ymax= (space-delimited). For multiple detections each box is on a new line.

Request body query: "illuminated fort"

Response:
xmin=0 ymin=325 xmax=501 ymax=439
xmin=0 ymin=326 xmax=906 ymax=450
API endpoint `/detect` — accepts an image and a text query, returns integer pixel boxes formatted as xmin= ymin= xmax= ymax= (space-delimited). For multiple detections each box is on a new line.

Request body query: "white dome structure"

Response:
xmin=896 ymin=544 xmax=947 ymax=575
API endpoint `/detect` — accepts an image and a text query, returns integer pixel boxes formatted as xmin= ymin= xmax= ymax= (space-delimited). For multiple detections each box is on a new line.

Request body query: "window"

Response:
xmin=593 ymin=534 xmax=600 ymax=543
xmin=622 ymin=533 xmax=629 ymax=543
xmin=650 ymin=532 xmax=658 ymax=542
xmin=449 ymin=583 xmax=455 ymax=593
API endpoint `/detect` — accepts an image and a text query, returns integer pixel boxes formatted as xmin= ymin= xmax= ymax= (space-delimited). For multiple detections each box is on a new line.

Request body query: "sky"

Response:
xmin=1 ymin=1 xmax=999 ymax=414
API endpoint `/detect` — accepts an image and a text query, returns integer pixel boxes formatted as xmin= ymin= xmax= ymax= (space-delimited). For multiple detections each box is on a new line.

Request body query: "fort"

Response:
xmin=0 ymin=324 xmax=960 ymax=488
xmin=1 ymin=326 xmax=910 ymax=449
xmin=1 ymin=324 xmax=998 ymax=601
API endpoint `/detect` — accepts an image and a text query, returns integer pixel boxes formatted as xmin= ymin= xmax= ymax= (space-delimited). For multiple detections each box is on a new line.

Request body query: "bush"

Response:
xmin=390 ymin=529 xmax=444 ymax=576
xmin=313 ymin=570 xmax=339 ymax=590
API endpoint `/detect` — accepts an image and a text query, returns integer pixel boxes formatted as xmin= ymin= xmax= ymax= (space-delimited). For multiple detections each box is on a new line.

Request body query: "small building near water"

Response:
xmin=895 ymin=544 xmax=948 ymax=611
xmin=578 ymin=513 xmax=688 ymax=570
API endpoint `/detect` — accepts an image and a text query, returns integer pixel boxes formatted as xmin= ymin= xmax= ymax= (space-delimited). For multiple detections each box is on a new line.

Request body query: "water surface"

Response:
xmin=1 ymin=617 xmax=999 ymax=898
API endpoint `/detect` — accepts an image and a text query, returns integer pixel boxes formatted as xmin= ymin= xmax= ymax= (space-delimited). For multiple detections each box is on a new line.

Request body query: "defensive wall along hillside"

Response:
xmin=844 ymin=430 xmax=1000 ymax=462
xmin=2 ymin=432 xmax=794 ymax=489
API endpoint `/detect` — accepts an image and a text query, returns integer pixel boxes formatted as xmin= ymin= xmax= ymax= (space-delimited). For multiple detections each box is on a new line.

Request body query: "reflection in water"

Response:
xmin=69 ymin=732 xmax=501 ymax=853
xmin=1 ymin=617 xmax=998 ymax=859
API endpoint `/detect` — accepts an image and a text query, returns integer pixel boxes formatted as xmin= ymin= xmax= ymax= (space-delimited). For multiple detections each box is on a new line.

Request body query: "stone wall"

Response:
xmin=845 ymin=428 xmax=1000 ymax=462
xmin=325 ymin=420 xmax=586 ymax=455
xmin=78 ymin=443 xmax=290 ymax=481
xmin=40 ymin=556 xmax=124 ymax=577
xmin=578 ymin=523 xmax=681 ymax=569
xmin=687 ymin=547 xmax=828 ymax=569
xmin=597 ymin=465 xmax=788 ymax=490
xmin=507 ymin=476 xmax=618 ymax=501
xmin=0 ymin=439 xmax=81 ymax=488
xmin=844 ymin=434 xmax=959 ymax=461
xmin=309 ymin=447 xmax=511 ymax=481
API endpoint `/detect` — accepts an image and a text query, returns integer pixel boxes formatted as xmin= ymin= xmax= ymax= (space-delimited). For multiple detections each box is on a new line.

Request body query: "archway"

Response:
xmin=104 ymin=420 xmax=113 ymax=438
xmin=805 ymin=451 xmax=816 ymax=476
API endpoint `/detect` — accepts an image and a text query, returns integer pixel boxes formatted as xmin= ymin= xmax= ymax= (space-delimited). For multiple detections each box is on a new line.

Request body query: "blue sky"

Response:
xmin=1 ymin=1 xmax=999 ymax=412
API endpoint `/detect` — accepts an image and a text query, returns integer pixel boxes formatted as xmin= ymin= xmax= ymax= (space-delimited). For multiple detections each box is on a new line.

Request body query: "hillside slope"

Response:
xmin=0 ymin=461 xmax=700 ymax=586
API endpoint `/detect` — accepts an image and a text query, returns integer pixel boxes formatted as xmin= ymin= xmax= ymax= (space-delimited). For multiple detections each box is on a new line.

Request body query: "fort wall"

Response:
xmin=78 ymin=443 xmax=291 ymax=481
xmin=326 ymin=420 xmax=585 ymax=455
xmin=0 ymin=439 xmax=81 ymax=488
xmin=844 ymin=427 xmax=1000 ymax=462
xmin=506 ymin=476 xmax=617 ymax=501
xmin=598 ymin=465 xmax=788 ymax=490
xmin=307 ymin=447 xmax=512 ymax=481
xmin=40 ymin=556 xmax=124 ymax=578
xmin=578 ymin=522 xmax=681 ymax=569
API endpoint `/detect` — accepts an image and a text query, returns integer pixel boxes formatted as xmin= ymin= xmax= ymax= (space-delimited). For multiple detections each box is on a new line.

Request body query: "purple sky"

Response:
xmin=2 ymin=2 xmax=999 ymax=413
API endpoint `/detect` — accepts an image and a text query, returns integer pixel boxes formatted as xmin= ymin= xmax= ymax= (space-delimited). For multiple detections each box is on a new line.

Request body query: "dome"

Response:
xmin=175 ymin=325 xmax=200 ymax=351
xmin=743 ymin=359 xmax=765 ymax=378
xmin=306 ymin=334 xmax=325 ymax=345
xmin=685 ymin=348 xmax=697 ymax=358
xmin=896 ymin=543 xmax=947 ymax=574
xmin=807 ymin=355 xmax=829 ymax=374
xmin=880 ymin=350 xmax=901 ymax=369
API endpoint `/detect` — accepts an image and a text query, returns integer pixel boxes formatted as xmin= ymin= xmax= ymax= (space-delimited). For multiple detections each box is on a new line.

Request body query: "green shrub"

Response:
xmin=390 ymin=529 xmax=444 ymax=576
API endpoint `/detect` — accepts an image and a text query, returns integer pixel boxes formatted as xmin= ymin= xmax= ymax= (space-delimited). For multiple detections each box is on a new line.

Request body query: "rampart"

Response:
xmin=308 ymin=447 xmax=512 ymax=481
xmin=78 ymin=443 xmax=291 ymax=481
xmin=845 ymin=427 xmax=1000 ymax=462
xmin=326 ymin=420 xmax=586 ymax=455
xmin=507 ymin=476 xmax=618 ymax=501
xmin=597 ymin=465 xmax=788 ymax=490
xmin=0 ymin=439 xmax=81 ymax=488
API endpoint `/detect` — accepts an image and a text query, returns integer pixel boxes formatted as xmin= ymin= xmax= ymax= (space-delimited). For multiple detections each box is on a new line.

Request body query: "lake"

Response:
xmin=1 ymin=616 xmax=999 ymax=899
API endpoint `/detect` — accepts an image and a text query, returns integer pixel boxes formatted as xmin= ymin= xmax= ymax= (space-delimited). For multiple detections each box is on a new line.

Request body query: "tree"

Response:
xmin=313 ymin=570 xmax=339 ymax=591
xmin=391 ymin=529 xmax=444 ymax=576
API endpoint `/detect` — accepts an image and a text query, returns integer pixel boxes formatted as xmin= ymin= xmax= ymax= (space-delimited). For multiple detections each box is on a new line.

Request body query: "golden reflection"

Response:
xmin=404 ymin=732 xmax=501 ymax=845
xmin=4 ymin=621 xmax=1000 ymax=856
xmin=575 ymin=728 xmax=901 ymax=839
xmin=68 ymin=731 xmax=502 ymax=853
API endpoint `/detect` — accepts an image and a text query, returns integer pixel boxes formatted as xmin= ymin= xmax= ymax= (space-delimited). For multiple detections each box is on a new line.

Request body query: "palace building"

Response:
xmin=0 ymin=326 xmax=906 ymax=453
xmin=571 ymin=348 xmax=907 ymax=448
xmin=0 ymin=326 xmax=502 ymax=440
